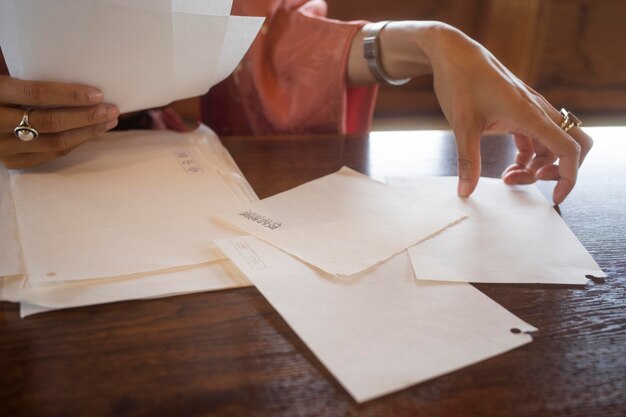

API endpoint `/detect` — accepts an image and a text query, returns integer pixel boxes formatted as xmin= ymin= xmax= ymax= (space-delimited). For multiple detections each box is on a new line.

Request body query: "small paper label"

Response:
xmin=174 ymin=150 xmax=204 ymax=175
xmin=238 ymin=210 xmax=282 ymax=230
xmin=231 ymin=239 xmax=267 ymax=270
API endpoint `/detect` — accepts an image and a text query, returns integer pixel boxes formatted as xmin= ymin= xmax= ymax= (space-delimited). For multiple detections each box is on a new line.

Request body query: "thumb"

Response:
xmin=454 ymin=128 xmax=482 ymax=197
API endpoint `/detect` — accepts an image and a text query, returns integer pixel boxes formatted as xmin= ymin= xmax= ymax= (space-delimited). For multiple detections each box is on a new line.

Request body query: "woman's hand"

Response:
xmin=348 ymin=21 xmax=593 ymax=205
xmin=0 ymin=75 xmax=119 ymax=169
xmin=426 ymin=25 xmax=592 ymax=205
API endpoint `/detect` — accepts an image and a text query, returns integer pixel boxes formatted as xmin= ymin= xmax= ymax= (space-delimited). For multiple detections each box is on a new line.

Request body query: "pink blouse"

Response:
xmin=201 ymin=0 xmax=378 ymax=136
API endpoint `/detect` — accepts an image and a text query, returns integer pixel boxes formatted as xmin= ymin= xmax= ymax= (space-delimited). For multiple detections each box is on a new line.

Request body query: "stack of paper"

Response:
xmin=0 ymin=127 xmax=255 ymax=315
xmin=0 ymin=0 xmax=264 ymax=113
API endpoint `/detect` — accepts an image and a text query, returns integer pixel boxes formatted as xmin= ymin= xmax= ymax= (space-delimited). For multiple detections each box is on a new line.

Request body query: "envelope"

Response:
xmin=387 ymin=176 xmax=605 ymax=284
xmin=214 ymin=167 xmax=467 ymax=277
xmin=216 ymin=236 xmax=536 ymax=403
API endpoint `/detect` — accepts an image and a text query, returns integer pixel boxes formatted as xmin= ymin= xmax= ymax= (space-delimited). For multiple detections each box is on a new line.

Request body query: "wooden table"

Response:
xmin=1 ymin=128 xmax=624 ymax=417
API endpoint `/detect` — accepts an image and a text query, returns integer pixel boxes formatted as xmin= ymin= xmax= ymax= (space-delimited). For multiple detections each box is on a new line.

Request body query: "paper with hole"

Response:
xmin=4 ymin=259 xmax=250 ymax=317
xmin=9 ymin=130 xmax=248 ymax=284
xmin=0 ymin=0 xmax=263 ymax=113
xmin=387 ymin=176 xmax=605 ymax=284
xmin=216 ymin=236 xmax=536 ymax=403
xmin=214 ymin=167 xmax=467 ymax=277
xmin=2 ymin=126 xmax=257 ymax=313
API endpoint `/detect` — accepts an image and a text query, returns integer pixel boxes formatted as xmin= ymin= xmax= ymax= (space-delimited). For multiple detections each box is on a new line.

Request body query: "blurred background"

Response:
xmin=326 ymin=0 xmax=626 ymax=129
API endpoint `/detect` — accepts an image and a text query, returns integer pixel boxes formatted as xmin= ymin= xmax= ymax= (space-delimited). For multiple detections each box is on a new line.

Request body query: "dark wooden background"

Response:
xmin=1 ymin=128 xmax=624 ymax=416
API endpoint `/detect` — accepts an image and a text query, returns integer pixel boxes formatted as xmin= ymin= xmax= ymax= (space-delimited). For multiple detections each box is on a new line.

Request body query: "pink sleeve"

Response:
xmin=201 ymin=1 xmax=378 ymax=136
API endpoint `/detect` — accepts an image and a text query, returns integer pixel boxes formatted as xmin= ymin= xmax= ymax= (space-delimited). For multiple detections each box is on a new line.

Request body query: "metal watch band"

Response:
xmin=362 ymin=21 xmax=411 ymax=86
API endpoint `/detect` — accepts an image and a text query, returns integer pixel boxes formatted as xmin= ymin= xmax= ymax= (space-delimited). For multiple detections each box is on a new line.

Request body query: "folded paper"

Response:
xmin=216 ymin=236 xmax=536 ymax=403
xmin=214 ymin=167 xmax=467 ymax=277
xmin=387 ymin=176 xmax=605 ymax=284
xmin=0 ymin=0 xmax=263 ymax=113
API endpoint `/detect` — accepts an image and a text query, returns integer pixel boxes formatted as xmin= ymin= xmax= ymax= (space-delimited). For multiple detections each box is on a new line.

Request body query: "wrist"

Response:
xmin=419 ymin=22 xmax=489 ymax=77
xmin=347 ymin=20 xmax=469 ymax=85
xmin=376 ymin=21 xmax=439 ymax=80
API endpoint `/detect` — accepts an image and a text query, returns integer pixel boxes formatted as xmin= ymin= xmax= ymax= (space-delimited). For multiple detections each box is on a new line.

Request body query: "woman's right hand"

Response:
xmin=0 ymin=75 xmax=119 ymax=169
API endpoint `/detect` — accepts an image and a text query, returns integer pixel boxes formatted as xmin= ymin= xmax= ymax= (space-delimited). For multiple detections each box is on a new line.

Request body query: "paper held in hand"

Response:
xmin=0 ymin=0 xmax=264 ymax=113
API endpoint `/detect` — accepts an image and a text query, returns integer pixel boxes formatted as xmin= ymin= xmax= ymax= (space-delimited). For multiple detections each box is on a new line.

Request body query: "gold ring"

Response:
xmin=559 ymin=108 xmax=582 ymax=133
xmin=14 ymin=108 xmax=39 ymax=142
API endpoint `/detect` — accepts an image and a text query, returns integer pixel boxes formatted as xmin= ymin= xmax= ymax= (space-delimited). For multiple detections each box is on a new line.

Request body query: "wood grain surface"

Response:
xmin=1 ymin=128 xmax=624 ymax=417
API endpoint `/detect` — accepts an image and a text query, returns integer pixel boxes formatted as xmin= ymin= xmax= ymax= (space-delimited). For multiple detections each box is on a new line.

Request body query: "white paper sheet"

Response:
xmin=171 ymin=15 xmax=264 ymax=104
xmin=387 ymin=177 xmax=605 ymax=284
xmin=9 ymin=260 xmax=250 ymax=317
xmin=210 ymin=16 xmax=264 ymax=85
xmin=0 ymin=0 xmax=263 ymax=113
xmin=173 ymin=0 xmax=233 ymax=16
xmin=214 ymin=168 xmax=467 ymax=277
xmin=10 ymin=130 xmax=247 ymax=283
xmin=216 ymin=236 xmax=536 ymax=403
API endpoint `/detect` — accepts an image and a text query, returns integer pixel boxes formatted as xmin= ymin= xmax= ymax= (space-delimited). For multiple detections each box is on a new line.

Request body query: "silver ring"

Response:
xmin=14 ymin=109 xmax=39 ymax=142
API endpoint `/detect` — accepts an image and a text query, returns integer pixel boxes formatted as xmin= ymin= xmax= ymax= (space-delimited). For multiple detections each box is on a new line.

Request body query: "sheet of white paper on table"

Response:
xmin=0 ymin=0 xmax=263 ymax=113
xmin=216 ymin=236 xmax=536 ymax=403
xmin=214 ymin=167 xmax=467 ymax=277
xmin=10 ymin=130 xmax=249 ymax=284
xmin=387 ymin=176 xmax=605 ymax=284
xmin=4 ymin=259 xmax=251 ymax=317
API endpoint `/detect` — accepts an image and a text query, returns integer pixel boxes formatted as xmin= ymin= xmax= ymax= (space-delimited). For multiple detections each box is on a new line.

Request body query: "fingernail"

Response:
xmin=89 ymin=89 xmax=104 ymax=103
xmin=458 ymin=180 xmax=472 ymax=197
xmin=106 ymin=105 xmax=120 ymax=119
xmin=105 ymin=119 xmax=119 ymax=130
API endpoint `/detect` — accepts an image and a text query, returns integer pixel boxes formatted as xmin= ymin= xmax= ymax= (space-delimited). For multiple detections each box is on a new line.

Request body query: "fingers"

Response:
xmin=0 ymin=75 xmax=104 ymax=107
xmin=0 ymin=75 xmax=118 ymax=169
xmin=1 ymin=151 xmax=70 ymax=170
xmin=523 ymin=96 xmax=594 ymax=203
xmin=454 ymin=128 xmax=482 ymax=197
xmin=520 ymin=114 xmax=581 ymax=205
xmin=2 ymin=119 xmax=118 ymax=157
xmin=0 ymin=104 xmax=119 ymax=134
xmin=502 ymin=134 xmax=537 ymax=185
xmin=503 ymin=135 xmax=559 ymax=185
xmin=568 ymin=126 xmax=594 ymax=166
